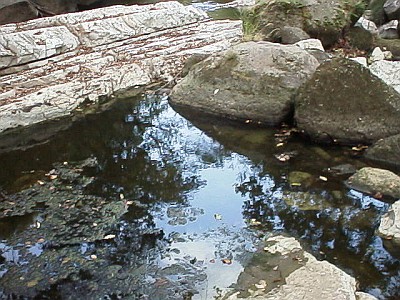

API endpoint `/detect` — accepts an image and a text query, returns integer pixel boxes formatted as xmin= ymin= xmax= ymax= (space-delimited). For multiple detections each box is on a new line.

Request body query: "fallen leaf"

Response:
xmin=276 ymin=143 xmax=284 ymax=147
xmin=213 ymin=88 xmax=219 ymax=95
xmin=37 ymin=180 xmax=45 ymax=185
xmin=103 ymin=234 xmax=116 ymax=240
xmin=290 ymin=182 xmax=302 ymax=186
xmin=273 ymin=266 xmax=279 ymax=271
xmin=35 ymin=221 xmax=41 ymax=229
xmin=214 ymin=213 xmax=222 ymax=220
xmin=61 ymin=257 xmax=71 ymax=264
xmin=319 ymin=176 xmax=328 ymax=181
xmin=249 ymin=219 xmax=261 ymax=226
xmin=222 ymin=259 xmax=232 ymax=265
xmin=274 ymin=153 xmax=290 ymax=162
xmin=90 ymin=254 xmax=97 ymax=260
xmin=49 ymin=175 xmax=58 ymax=180
xmin=27 ymin=279 xmax=38 ymax=287
xmin=209 ymin=259 xmax=216 ymax=263
xmin=119 ymin=194 xmax=125 ymax=200
xmin=37 ymin=238 xmax=45 ymax=243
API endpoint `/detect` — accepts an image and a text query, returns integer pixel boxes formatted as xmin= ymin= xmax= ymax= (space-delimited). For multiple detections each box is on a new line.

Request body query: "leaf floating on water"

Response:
xmin=214 ymin=213 xmax=222 ymax=220
xmin=274 ymin=153 xmax=290 ymax=162
xmin=213 ymin=88 xmax=220 ymax=95
xmin=351 ymin=145 xmax=368 ymax=152
xmin=37 ymin=180 xmax=45 ymax=185
xmin=103 ymin=234 xmax=116 ymax=240
xmin=276 ymin=143 xmax=284 ymax=147
xmin=27 ymin=279 xmax=39 ymax=287
xmin=222 ymin=259 xmax=232 ymax=265
xmin=290 ymin=182 xmax=302 ymax=186
xmin=249 ymin=219 xmax=261 ymax=226
xmin=319 ymin=176 xmax=328 ymax=181
xmin=35 ymin=221 xmax=41 ymax=229
xmin=90 ymin=254 xmax=97 ymax=260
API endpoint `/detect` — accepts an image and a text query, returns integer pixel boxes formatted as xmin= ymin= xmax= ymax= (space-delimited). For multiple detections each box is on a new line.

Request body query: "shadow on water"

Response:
xmin=0 ymin=92 xmax=399 ymax=299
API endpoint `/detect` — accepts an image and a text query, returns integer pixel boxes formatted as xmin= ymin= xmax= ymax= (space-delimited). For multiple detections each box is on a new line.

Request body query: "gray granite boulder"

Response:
xmin=295 ymin=58 xmax=400 ymax=145
xmin=365 ymin=134 xmax=400 ymax=167
xmin=170 ymin=41 xmax=319 ymax=126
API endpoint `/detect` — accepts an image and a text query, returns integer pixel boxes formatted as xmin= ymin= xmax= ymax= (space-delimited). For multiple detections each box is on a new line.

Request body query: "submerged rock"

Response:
xmin=346 ymin=167 xmax=400 ymax=199
xmin=378 ymin=200 xmax=400 ymax=243
xmin=295 ymin=58 xmax=400 ymax=145
xmin=365 ymin=134 xmax=400 ymax=167
xmin=170 ymin=41 xmax=319 ymax=126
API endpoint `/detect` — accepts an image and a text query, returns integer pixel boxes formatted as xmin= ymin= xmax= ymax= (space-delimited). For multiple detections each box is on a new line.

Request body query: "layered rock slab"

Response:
xmin=0 ymin=2 xmax=243 ymax=133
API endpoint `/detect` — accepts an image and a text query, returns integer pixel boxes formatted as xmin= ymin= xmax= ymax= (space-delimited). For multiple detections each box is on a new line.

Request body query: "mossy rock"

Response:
xmin=252 ymin=0 xmax=366 ymax=47
xmin=346 ymin=26 xmax=374 ymax=51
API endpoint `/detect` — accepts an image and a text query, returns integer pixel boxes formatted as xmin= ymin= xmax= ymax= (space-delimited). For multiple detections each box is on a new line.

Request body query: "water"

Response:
xmin=0 ymin=91 xmax=398 ymax=299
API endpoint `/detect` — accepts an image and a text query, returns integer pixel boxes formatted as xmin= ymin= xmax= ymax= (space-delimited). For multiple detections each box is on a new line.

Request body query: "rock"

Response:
xmin=375 ymin=38 xmax=400 ymax=58
xmin=0 ymin=1 xmax=39 ymax=25
xmin=346 ymin=167 xmax=400 ymax=199
xmin=280 ymin=26 xmax=310 ymax=44
xmin=30 ymin=0 xmax=78 ymax=15
xmin=378 ymin=20 xmax=399 ymax=39
xmin=328 ymin=164 xmax=357 ymax=176
xmin=383 ymin=0 xmax=400 ymax=20
xmin=295 ymin=58 xmax=400 ymax=145
xmin=346 ymin=27 xmax=374 ymax=51
xmin=378 ymin=200 xmax=400 ymax=243
xmin=170 ymin=41 xmax=319 ymax=126
xmin=350 ymin=57 xmax=368 ymax=66
xmin=254 ymin=0 xmax=364 ymax=47
xmin=365 ymin=134 xmax=400 ymax=167
xmin=295 ymin=38 xmax=325 ymax=52
xmin=282 ymin=191 xmax=331 ymax=210
xmin=370 ymin=47 xmax=386 ymax=62
xmin=0 ymin=2 xmax=243 ymax=133
xmin=288 ymin=171 xmax=313 ymax=187
xmin=242 ymin=235 xmax=378 ymax=300
xmin=354 ymin=16 xmax=378 ymax=34
xmin=366 ymin=0 xmax=387 ymax=26
xmin=369 ymin=60 xmax=400 ymax=94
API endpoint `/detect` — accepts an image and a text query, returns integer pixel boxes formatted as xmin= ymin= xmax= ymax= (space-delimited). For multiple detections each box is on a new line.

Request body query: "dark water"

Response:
xmin=0 ymin=92 xmax=399 ymax=299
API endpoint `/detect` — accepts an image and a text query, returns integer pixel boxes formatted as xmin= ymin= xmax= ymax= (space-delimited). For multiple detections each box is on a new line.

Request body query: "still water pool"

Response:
xmin=0 ymin=92 xmax=399 ymax=299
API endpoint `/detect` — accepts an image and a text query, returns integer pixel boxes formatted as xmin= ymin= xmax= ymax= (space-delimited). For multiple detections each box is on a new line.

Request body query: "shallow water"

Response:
xmin=0 ymin=92 xmax=399 ymax=299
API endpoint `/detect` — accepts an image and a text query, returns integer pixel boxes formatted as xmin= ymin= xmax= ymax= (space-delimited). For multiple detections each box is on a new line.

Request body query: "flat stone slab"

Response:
xmin=0 ymin=1 xmax=243 ymax=133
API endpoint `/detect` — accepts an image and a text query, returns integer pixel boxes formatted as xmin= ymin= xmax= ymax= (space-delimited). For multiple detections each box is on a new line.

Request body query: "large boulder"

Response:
xmin=170 ymin=41 xmax=320 ymax=126
xmin=0 ymin=1 xmax=38 ymax=25
xmin=252 ymin=0 xmax=364 ymax=47
xmin=383 ymin=0 xmax=400 ymax=20
xmin=295 ymin=58 xmax=400 ymax=145
xmin=345 ymin=167 xmax=400 ymax=199
xmin=378 ymin=200 xmax=400 ymax=243
xmin=365 ymin=134 xmax=400 ymax=167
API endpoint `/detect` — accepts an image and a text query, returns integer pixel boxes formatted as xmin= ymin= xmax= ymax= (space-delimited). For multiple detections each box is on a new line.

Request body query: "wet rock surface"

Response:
xmin=295 ymin=58 xmax=400 ymax=145
xmin=346 ymin=167 xmax=400 ymax=199
xmin=171 ymin=41 xmax=319 ymax=126
xmin=378 ymin=200 xmax=400 ymax=244
xmin=365 ymin=134 xmax=400 ymax=168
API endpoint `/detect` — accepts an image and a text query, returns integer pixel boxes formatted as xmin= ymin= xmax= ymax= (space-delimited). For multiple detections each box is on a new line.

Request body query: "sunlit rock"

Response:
xmin=0 ymin=2 xmax=242 ymax=133
xmin=378 ymin=200 xmax=400 ymax=243
xmin=346 ymin=167 xmax=400 ymax=199
xmin=171 ymin=41 xmax=319 ymax=126
xmin=369 ymin=60 xmax=400 ymax=94
xmin=230 ymin=235 xmax=378 ymax=300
